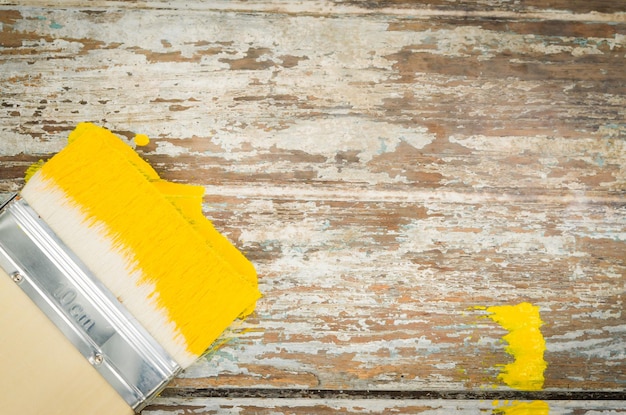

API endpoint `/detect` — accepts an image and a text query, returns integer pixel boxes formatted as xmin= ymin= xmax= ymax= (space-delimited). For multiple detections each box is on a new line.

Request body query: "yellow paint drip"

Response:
xmin=492 ymin=400 xmax=549 ymax=415
xmin=134 ymin=133 xmax=150 ymax=146
xmin=485 ymin=302 xmax=547 ymax=391
xmin=32 ymin=123 xmax=260 ymax=357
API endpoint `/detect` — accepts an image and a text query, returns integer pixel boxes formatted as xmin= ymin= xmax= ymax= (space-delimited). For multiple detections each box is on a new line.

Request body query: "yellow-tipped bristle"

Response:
xmin=21 ymin=123 xmax=260 ymax=367
xmin=153 ymin=180 xmax=258 ymax=286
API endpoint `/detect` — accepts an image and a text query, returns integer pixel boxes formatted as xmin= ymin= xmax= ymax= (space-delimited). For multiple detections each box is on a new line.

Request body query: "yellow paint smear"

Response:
xmin=485 ymin=302 xmax=547 ymax=391
xmin=24 ymin=159 xmax=45 ymax=182
xmin=492 ymin=400 xmax=549 ymax=415
xmin=32 ymin=123 xmax=260 ymax=357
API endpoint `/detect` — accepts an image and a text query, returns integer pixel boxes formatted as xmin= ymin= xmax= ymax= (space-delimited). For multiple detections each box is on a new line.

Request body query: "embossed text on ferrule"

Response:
xmin=53 ymin=283 xmax=96 ymax=333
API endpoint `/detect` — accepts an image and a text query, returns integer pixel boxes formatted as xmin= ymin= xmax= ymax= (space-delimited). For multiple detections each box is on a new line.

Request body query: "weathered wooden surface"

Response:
xmin=145 ymin=397 xmax=626 ymax=414
xmin=1 ymin=1 xmax=625 ymax=413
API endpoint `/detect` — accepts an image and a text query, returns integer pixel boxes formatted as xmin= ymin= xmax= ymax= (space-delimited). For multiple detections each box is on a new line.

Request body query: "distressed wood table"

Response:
xmin=1 ymin=1 xmax=625 ymax=413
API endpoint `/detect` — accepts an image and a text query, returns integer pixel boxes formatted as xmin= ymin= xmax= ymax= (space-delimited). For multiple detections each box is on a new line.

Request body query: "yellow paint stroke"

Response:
xmin=484 ymin=302 xmax=547 ymax=391
xmin=492 ymin=400 xmax=549 ymax=415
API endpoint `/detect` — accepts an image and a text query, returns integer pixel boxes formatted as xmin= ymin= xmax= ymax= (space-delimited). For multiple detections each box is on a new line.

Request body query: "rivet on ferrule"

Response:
xmin=92 ymin=353 xmax=104 ymax=366
xmin=11 ymin=272 xmax=23 ymax=284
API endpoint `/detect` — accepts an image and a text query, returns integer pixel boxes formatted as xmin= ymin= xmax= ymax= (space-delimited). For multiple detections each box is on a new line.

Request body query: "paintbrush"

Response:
xmin=0 ymin=123 xmax=260 ymax=414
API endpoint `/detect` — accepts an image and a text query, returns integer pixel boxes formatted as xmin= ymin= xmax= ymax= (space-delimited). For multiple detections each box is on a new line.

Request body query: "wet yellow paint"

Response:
xmin=134 ymin=133 xmax=150 ymax=146
xmin=24 ymin=159 xmax=45 ymax=183
xmin=492 ymin=400 xmax=549 ymax=415
xmin=482 ymin=302 xmax=547 ymax=390
xmin=30 ymin=123 xmax=260 ymax=357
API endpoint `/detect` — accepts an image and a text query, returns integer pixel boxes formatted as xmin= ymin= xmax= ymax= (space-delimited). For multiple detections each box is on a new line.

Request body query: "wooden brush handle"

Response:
xmin=0 ymin=268 xmax=134 ymax=415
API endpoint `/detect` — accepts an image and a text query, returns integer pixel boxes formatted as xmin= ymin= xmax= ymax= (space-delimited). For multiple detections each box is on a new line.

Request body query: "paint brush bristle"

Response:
xmin=20 ymin=123 xmax=260 ymax=368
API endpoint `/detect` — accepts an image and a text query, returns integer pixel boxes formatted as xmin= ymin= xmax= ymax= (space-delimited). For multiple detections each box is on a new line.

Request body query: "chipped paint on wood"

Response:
xmin=142 ymin=397 xmax=626 ymax=414
xmin=1 ymin=1 xmax=625 ymax=413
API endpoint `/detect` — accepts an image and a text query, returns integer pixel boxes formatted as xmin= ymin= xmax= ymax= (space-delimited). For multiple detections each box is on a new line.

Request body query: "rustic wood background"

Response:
xmin=1 ymin=1 xmax=625 ymax=413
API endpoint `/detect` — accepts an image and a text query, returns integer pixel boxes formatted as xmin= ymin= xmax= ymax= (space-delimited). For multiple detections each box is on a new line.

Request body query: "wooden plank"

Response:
xmin=5 ymin=1 xmax=626 ymax=18
xmin=143 ymin=397 xmax=626 ymax=414
xmin=0 ymin=2 xmax=624 ymax=412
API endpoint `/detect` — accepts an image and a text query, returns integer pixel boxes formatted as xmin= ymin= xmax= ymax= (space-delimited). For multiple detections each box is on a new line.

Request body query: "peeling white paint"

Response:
xmin=211 ymin=118 xmax=435 ymax=163
xmin=0 ymin=131 xmax=64 ymax=156
xmin=2 ymin=3 xmax=624 ymax=399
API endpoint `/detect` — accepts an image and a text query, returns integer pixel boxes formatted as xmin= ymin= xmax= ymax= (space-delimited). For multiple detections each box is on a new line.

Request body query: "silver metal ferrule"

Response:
xmin=0 ymin=194 xmax=181 ymax=412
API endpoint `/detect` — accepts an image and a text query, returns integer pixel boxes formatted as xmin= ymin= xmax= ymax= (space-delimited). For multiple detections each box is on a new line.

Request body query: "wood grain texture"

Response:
xmin=0 ymin=1 xmax=624 ymax=413
xmin=143 ymin=397 xmax=626 ymax=415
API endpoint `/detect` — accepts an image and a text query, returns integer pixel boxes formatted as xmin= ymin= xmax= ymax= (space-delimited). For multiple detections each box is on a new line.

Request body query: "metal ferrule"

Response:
xmin=0 ymin=195 xmax=181 ymax=412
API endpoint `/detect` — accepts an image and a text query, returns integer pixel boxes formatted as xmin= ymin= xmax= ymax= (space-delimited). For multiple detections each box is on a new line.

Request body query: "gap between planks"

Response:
xmin=158 ymin=387 xmax=626 ymax=401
